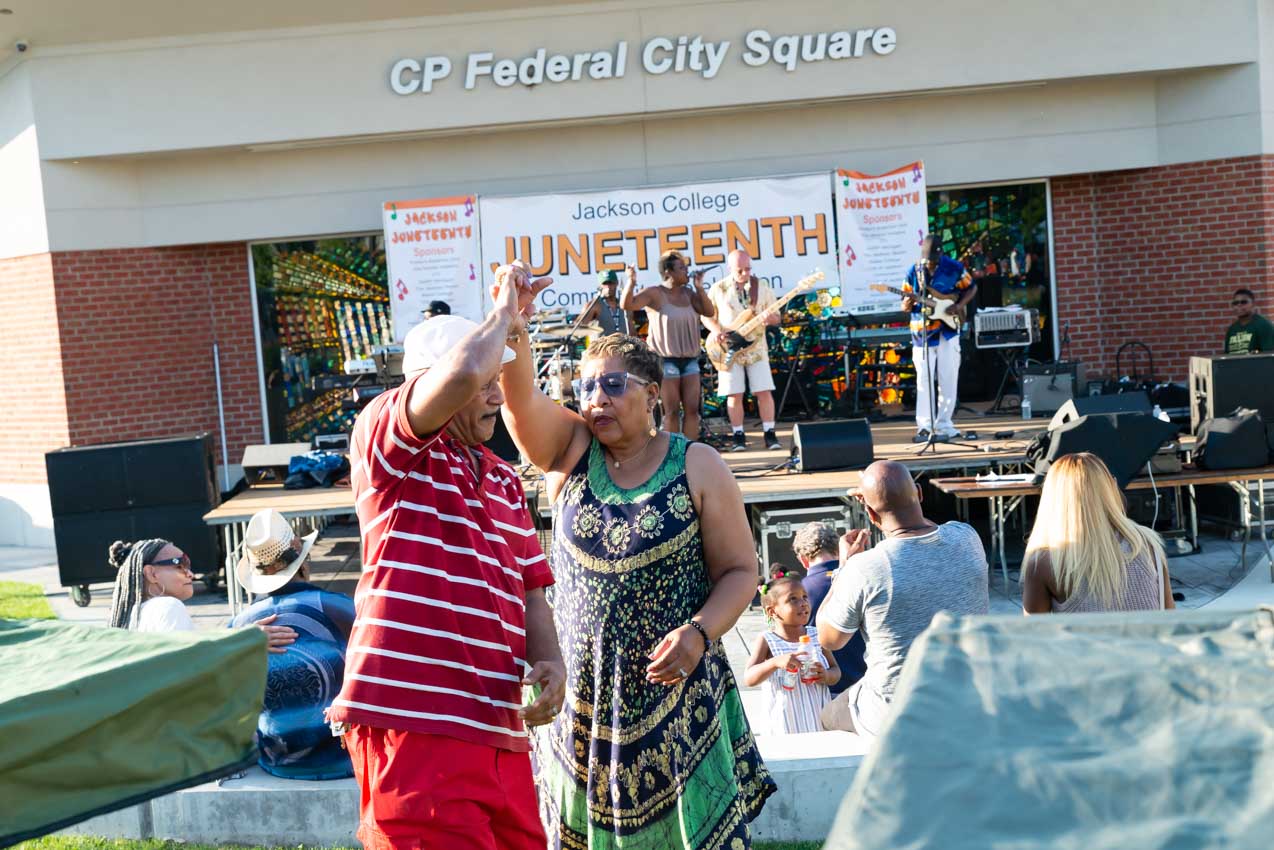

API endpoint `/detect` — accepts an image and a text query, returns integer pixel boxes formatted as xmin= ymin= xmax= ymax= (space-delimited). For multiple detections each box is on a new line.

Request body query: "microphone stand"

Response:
xmin=912 ymin=261 xmax=942 ymax=456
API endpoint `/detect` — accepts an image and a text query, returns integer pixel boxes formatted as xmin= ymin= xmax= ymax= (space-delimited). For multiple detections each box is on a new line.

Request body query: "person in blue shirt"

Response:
xmin=791 ymin=521 xmax=866 ymax=694
xmin=902 ymin=234 xmax=976 ymax=442
xmin=230 ymin=508 xmax=356 ymax=780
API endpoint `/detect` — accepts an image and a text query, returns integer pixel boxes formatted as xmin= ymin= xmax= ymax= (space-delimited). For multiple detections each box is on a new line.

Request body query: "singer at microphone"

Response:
xmin=578 ymin=270 xmax=634 ymax=336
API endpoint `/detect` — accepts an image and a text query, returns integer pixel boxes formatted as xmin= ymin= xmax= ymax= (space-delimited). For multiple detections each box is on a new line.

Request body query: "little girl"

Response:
xmin=744 ymin=566 xmax=840 ymax=734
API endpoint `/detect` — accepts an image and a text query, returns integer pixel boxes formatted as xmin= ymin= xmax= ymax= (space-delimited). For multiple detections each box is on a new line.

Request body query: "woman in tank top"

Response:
xmin=619 ymin=250 xmax=715 ymax=439
xmin=1021 ymin=452 xmax=1174 ymax=614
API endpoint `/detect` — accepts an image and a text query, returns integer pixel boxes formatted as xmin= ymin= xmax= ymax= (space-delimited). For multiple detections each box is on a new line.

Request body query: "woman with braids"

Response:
xmin=497 ymin=263 xmax=773 ymax=850
xmin=107 ymin=538 xmax=298 ymax=651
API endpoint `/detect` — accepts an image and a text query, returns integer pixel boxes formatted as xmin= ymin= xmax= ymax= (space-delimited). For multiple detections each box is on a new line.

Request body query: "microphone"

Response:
xmin=690 ymin=264 xmax=721 ymax=277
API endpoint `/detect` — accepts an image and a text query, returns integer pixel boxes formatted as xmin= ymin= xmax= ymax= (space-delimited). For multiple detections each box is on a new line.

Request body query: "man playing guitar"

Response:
xmin=703 ymin=250 xmax=783 ymax=452
xmin=902 ymin=234 xmax=976 ymax=442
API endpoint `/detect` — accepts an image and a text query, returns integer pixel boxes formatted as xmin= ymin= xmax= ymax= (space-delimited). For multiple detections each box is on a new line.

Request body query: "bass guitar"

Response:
xmin=868 ymin=282 xmax=963 ymax=331
xmin=706 ymin=271 xmax=824 ymax=371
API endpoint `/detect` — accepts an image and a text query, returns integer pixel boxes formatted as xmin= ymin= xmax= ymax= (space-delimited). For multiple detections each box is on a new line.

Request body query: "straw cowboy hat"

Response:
xmin=236 ymin=508 xmax=319 ymax=595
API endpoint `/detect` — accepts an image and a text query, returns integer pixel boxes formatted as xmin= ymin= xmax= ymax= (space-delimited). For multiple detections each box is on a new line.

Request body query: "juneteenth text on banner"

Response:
xmin=488 ymin=215 xmax=830 ymax=276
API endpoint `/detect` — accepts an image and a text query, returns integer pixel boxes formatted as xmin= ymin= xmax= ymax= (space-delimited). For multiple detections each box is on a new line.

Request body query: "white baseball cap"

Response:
xmin=402 ymin=315 xmax=517 ymax=374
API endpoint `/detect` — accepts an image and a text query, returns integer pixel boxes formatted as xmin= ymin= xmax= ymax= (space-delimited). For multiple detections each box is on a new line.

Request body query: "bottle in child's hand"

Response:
xmin=799 ymin=634 xmax=823 ymax=685
xmin=780 ymin=655 xmax=800 ymax=691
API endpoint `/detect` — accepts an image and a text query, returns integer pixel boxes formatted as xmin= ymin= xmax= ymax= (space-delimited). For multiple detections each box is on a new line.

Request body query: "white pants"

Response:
xmin=717 ymin=357 xmax=776 ymax=397
xmin=913 ymin=335 xmax=961 ymax=434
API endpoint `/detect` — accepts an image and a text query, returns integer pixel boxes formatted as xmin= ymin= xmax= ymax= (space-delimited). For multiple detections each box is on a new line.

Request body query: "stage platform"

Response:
xmin=719 ymin=408 xmax=1046 ymax=504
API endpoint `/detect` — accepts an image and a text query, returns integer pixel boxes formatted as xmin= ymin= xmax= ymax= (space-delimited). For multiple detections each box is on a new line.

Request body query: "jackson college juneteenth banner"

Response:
xmin=478 ymin=174 xmax=839 ymax=311
xmin=383 ymin=195 xmax=482 ymax=335
xmin=834 ymin=161 xmax=928 ymax=314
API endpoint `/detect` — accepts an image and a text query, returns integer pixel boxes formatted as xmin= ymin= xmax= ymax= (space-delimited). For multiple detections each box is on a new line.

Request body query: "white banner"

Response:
xmin=834 ymin=161 xmax=928 ymax=314
xmin=383 ymin=195 xmax=483 ymax=336
xmin=478 ymin=174 xmax=838 ymax=313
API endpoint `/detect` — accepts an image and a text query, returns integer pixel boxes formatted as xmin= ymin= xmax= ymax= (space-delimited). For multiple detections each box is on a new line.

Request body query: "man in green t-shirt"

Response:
xmin=1224 ymin=288 xmax=1274 ymax=354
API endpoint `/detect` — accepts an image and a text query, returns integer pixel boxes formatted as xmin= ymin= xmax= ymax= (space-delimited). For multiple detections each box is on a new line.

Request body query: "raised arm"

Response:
xmin=688 ymin=271 xmax=716 ymax=318
xmin=618 ymin=264 xmax=660 ymax=311
xmin=404 ymin=277 xmax=523 ymax=439
xmin=497 ymin=267 xmax=591 ymax=473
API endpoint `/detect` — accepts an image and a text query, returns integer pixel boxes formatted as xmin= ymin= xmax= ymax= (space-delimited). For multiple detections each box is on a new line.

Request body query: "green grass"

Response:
xmin=0 ymin=580 xmax=56 ymax=620
xmin=16 ymin=838 xmax=822 ymax=850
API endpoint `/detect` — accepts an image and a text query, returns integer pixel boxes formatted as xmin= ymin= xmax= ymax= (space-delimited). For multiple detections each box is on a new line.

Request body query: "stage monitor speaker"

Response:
xmin=791 ymin=419 xmax=874 ymax=473
xmin=1189 ymin=353 xmax=1274 ymax=432
xmin=1048 ymin=391 xmax=1152 ymax=429
xmin=1033 ymin=412 xmax=1178 ymax=490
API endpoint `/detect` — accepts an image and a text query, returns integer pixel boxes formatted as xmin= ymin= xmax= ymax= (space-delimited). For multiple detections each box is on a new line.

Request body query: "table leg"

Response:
xmin=994 ymin=495 xmax=1009 ymax=594
xmin=1258 ymin=479 xmax=1273 ymax=579
xmin=1187 ymin=484 xmax=1199 ymax=553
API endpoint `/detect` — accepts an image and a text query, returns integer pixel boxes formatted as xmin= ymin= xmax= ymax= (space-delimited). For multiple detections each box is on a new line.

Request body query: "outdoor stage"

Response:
xmin=716 ymin=408 xmax=1046 ymax=504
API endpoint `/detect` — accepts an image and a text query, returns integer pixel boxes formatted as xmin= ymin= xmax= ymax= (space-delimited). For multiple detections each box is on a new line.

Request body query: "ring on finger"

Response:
xmin=677 ymin=667 xmax=689 ymax=679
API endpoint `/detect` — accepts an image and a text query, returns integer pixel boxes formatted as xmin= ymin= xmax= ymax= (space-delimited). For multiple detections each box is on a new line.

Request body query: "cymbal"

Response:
xmin=574 ymin=323 xmax=603 ymax=336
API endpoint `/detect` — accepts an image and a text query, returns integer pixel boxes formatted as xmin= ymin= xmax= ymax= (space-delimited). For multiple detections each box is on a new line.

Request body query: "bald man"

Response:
xmin=703 ymin=250 xmax=782 ymax=452
xmin=815 ymin=460 xmax=988 ymax=739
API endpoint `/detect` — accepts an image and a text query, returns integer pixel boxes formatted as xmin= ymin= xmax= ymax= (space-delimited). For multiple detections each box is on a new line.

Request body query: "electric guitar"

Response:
xmin=868 ymin=283 xmax=964 ymax=331
xmin=706 ymin=271 xmax=824 ymax=371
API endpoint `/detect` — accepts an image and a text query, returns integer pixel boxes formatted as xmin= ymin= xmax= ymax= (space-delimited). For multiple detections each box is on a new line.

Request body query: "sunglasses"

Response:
xmin=579 ymin=371 xmax=652 ymax=399
xmin=1233 ymin=300 xmax=1253 ymax=306
xmin=149 ymin=555 xmax=192 ymax=570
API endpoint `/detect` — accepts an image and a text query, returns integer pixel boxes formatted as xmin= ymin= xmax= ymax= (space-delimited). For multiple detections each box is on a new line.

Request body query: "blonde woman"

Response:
xmin=1022 ymin=453 xmax=1174 ymax=614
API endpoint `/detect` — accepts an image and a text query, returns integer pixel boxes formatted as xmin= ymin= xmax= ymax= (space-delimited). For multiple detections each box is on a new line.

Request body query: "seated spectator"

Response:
xmin=424 ymin=300 xmax=451 ymax=320
xmin=744 ymin=565 xmax=839 ymax=734
xmin=817 ymin=460 xmax=989 ymax=739
xmin=107 ymin=539 xmax=296 ymax=652
xmin=791 ymin=521 xmax=868 ymax=694
xmin=1022 ymin=453 xmax=1173 ymax=614
xmin=230 ymin=509 xmax=356 ymax=779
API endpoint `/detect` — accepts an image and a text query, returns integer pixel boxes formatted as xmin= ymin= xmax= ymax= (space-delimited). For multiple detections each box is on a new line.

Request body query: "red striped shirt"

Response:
xmin=329 ymin=374 xmax=552 ymax=751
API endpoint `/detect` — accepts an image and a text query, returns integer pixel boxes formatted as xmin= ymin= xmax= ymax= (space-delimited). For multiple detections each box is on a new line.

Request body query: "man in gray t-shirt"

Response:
xmin=818 ymin=460 xmax=989 ymax=738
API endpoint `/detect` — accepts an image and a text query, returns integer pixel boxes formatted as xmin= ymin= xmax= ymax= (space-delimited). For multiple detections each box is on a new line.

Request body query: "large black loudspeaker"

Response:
xmin=791 ymin=419 xmax=874 ymax=472
xmin=45 ymin=435 xmax=220 ymax=591
xmin=1033 ymin=413 xmax=1178 ymax=490
xmin=1190 ymin=353 xmax=1274 ymax=432
xmin=1048 ymin=391 xmax=1152 ymax=428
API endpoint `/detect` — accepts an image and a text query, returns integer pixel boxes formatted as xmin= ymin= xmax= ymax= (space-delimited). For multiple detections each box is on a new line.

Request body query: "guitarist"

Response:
xmin=902 ymin=234 xmax=976 ymax=442
xmin=703 ymin=249 xmax=783 ymax=452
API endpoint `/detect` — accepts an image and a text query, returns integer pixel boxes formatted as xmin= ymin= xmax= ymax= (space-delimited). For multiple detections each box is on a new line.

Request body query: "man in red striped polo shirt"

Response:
xmin=330 ymin=272 xmax=564 ymax=850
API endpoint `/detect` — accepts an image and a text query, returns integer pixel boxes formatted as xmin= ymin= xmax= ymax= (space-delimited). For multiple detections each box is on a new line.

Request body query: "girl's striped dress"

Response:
xmin=760 ymin=627 xmax=831 ymax=734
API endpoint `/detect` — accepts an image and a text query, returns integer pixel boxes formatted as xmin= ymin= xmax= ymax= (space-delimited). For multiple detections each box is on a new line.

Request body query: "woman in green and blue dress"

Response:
xmin=498 ymin=263 xmax=774 ymax=850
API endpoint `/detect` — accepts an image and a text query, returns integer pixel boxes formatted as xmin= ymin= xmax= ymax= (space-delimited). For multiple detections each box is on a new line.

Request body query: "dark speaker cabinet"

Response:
xmin=45 ymin=435 xmax=220 ymax=593
xmin=1190 ymin=353 xmax=1274 ymax=432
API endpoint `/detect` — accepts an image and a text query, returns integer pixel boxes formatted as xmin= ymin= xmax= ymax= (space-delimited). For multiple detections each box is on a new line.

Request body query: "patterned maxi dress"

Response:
xmin=535 ymin=433 xmax=776 ymax=850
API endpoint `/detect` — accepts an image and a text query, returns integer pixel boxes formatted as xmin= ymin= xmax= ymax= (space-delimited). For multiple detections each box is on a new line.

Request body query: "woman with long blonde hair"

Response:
xmin=1022 ymin=453 xmax=1174 ymax=614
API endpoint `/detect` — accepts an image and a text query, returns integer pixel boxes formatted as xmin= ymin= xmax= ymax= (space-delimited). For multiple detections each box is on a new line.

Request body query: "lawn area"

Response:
xmin=17 ymin=838 xmax=823 ymax=850
xmin=0 ymin=580 xmax=56 ymax=620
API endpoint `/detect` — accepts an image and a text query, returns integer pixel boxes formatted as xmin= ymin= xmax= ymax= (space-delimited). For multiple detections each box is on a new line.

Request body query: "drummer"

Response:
xmin=579 ymin=270 xmax=634 ymax=336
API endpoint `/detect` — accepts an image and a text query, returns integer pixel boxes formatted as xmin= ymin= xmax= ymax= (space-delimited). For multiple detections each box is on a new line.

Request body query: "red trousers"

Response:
xmin=344 ymin=725 xmax=547 ymax=850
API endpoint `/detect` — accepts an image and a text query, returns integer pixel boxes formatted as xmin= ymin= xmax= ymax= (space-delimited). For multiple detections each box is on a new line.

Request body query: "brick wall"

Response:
xmin=50 ymin=242 xmax=262 ymax=476
xmin=0 ymin=253 xmax=70 ymax=483
xmin=1052 ymin=155 xmax=1271 ymax=381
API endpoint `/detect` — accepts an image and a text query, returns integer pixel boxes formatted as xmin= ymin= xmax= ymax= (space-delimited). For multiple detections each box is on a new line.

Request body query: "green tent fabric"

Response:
xmin=826 ymin=608 xmax=1274 ymax=850
xmin=0 ymin=618 xmax=267 ymax=847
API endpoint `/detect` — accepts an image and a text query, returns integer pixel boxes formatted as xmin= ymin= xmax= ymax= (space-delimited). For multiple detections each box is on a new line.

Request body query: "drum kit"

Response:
xmin=530 ymin=314 xmax=602 ymax=404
